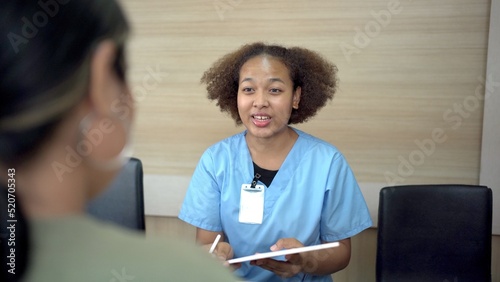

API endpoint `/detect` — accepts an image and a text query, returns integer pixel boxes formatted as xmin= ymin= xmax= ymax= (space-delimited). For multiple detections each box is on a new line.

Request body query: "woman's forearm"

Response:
xmin=301 ymin=238 xmax=351 ymax=276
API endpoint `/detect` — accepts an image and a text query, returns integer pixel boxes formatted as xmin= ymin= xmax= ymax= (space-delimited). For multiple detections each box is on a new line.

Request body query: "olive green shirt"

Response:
xmin=22 ymin=215 xmax=236 ymax=282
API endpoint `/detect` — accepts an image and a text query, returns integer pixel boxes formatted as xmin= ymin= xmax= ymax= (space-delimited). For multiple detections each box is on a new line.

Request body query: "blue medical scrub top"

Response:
xmin=179 ymin=128 xmax=372 ymax=282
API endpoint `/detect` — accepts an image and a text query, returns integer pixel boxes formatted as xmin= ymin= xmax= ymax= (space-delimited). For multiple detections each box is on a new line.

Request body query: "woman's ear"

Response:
xmin=293 ymin=86 xmax=301 ymax=109
xmin=88 ymin=40 xmax=119 ymax=115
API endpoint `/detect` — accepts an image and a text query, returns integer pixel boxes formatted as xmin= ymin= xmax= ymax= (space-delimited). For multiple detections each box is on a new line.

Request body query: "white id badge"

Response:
xmin=239 ymin=184 xmax=265 ymax=224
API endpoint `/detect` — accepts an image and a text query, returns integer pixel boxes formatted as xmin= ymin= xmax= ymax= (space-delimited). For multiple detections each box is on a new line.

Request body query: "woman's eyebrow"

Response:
xmin=240 ymin=77 xmax=286 ymax=84
xmin=268 ymin=78 xmax=285 ymax=84
xmin=240 ymin=77 xmax=254 ymax=83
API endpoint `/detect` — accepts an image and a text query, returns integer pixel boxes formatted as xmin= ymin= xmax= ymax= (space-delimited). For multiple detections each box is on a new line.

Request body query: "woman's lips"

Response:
xmin=252 ymin=114 xmax=271 ymax=127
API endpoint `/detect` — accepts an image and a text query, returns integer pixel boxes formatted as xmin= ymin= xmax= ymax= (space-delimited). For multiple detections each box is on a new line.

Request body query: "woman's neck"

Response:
xmin=246 ymin=127 xmax=298 ymax=170
xmin=15 ymin=125 xmax=89 ymax=219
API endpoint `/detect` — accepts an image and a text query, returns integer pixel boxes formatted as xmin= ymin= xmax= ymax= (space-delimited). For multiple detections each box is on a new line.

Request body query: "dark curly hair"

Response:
xmin=201 ymin=42 xmax=338 ymax=125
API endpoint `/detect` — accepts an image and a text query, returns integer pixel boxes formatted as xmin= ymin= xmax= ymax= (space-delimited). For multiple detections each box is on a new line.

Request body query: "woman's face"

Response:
xmin=85 ymin=42 xmax=135 ymax=198
xmin=237 ymin=55 xmax=300 ymax=140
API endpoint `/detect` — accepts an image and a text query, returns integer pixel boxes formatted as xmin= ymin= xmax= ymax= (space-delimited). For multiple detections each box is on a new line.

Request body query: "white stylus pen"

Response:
xmin=208 ymin=234 xmax=221 ymax=254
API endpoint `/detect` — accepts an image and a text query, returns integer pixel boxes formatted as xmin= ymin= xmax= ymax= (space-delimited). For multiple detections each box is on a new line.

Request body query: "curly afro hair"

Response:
xmin=201 ymin=42 xmax=338 ymax=125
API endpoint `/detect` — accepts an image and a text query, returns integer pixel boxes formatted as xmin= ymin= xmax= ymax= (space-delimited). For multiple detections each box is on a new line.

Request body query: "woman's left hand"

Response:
xmin=250 ymin=238 xmax=305 ymax=278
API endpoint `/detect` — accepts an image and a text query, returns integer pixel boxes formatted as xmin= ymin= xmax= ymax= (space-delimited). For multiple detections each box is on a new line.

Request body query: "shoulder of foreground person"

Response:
xmin=22 ymin=215 xmax=237 ymax=282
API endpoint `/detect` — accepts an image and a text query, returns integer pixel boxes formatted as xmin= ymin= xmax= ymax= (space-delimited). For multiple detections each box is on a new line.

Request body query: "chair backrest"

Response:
xmin=86 ymin=157 xmax=145 ymax=231
xmin=376 ymin=184 xmax=492 ymax=282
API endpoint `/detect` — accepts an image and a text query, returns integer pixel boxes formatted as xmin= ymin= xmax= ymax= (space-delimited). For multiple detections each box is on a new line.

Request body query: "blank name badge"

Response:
xmin=239 ymin=184 xmax=265 ymax=224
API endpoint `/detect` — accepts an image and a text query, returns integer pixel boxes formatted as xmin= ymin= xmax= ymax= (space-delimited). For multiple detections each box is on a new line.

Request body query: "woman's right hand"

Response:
xmin=197 ymin=228 xmax=241 ymax=270
xmin=210 ymin=241 xmax=241 ymax=270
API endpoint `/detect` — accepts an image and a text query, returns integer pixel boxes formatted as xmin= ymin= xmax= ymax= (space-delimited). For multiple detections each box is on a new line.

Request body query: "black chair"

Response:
xmin=376 ymin=184 xmax=492 ymax=282
xmin=86 ymin=157 xmax=145 ymax=231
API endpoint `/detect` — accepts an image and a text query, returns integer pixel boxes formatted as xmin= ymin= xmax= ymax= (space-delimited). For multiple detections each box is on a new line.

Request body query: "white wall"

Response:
xmin=480 ymin=0 xmax=500 ymax=235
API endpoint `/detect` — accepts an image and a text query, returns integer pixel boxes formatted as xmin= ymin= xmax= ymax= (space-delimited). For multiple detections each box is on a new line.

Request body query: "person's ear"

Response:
xmin=88 ymin=40 xmax=119 ymax=115
xmin=292 ymin=86 xmax=301 ymax=109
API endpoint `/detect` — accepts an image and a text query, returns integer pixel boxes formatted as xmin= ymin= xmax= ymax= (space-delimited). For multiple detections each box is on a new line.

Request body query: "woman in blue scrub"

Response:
xmin=179 ymin=42 xmax=373 ymax=281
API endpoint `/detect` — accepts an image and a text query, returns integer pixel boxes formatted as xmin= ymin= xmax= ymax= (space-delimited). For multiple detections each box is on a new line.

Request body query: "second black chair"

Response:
xmin=376 ymin=184 xmax=492 ymax=282
xmin=86 ymin=157 xmax=145 ymax=231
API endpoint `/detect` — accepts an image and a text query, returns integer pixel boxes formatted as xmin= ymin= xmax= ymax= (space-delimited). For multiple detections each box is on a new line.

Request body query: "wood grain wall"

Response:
xmin=121 ymin=0 xmax=489 ymax=184
xmin=118 ymin=0 xmax=496 ymax=281
xmin=120 ymin=0 xmax=489 ymax=184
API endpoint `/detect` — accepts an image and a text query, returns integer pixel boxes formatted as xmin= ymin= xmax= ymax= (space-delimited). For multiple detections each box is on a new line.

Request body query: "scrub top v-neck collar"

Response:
xmin=240 ymin=128 xmax=304 ymax=195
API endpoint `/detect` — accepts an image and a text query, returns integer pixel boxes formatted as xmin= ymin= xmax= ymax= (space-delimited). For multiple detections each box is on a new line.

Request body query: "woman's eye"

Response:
xmin=242 ymin=87 xmax=253 ymax=92
xmin=269 ymin=88 xmax=282 ymax=94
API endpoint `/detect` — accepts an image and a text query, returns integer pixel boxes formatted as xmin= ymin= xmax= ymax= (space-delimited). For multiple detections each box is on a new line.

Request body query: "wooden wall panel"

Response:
xmin=120 ymin=0 xmax=489 ymax=186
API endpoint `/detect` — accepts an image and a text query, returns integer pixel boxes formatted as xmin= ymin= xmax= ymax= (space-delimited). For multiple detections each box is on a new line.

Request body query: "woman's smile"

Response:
xmin=252 ymin=113 xmax=272 ymax=127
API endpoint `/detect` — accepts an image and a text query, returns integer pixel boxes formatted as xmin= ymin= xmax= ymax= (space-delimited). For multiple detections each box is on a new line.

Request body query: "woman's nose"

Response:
xmin=253 ymin=91 xmax=269 ymax=108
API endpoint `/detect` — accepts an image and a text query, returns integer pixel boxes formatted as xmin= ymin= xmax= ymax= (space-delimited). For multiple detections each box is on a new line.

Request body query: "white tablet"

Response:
xmin=226 ymin=242 xmax=340 ymax=264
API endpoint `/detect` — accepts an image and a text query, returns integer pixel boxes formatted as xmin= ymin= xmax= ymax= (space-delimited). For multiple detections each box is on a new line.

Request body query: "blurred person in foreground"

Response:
xmin=0 ymin=1 xmax=235 ymax=281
